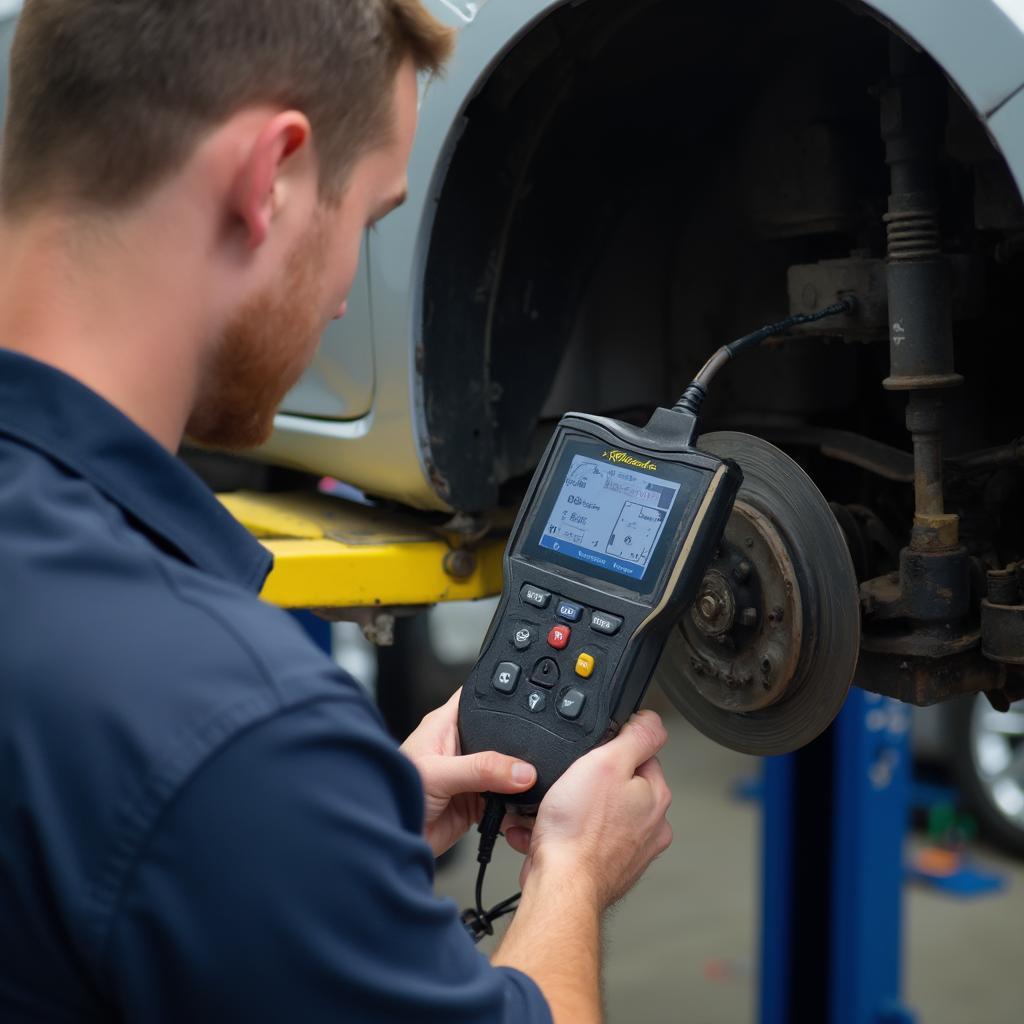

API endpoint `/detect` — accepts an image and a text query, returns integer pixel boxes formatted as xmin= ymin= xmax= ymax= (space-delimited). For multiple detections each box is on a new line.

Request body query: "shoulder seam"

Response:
xmin=150 ymin=552 xmax=286 ymax=705
xmin=0 ymin=421 xmax=269 ymax=585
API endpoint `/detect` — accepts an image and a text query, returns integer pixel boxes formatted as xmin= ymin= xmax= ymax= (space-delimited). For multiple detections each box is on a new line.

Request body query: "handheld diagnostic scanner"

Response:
xmin=458 ymin=405 xmax=742 ymax=807
xmin=455 ymin=302 xmax=853 ymax=939
xmin=457 ymin=302 xmax=854 ymax=811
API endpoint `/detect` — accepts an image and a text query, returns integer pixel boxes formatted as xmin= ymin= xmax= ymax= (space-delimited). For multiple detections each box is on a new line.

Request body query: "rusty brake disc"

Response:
xmin=654 ymin=431 xmax=860 ymax=755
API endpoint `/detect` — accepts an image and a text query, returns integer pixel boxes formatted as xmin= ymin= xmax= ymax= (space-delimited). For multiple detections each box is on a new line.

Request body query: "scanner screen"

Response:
xmin=537 ymin=453 xmax=682 ymax=582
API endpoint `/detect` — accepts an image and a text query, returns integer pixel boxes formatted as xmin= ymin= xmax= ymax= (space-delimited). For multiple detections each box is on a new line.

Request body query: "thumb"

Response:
xmin=424 ymin=752 xmax=536 ymax=799
xmin=603 ymin=710 xmax=668 ymax=772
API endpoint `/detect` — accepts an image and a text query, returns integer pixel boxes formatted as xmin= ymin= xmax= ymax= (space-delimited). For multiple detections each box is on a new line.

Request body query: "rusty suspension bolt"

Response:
xmin=443 ymin=549 xmax=477 ymax=580
xmin=740 ymin=607 xmax=759 ymax=627
xmin=698 ymin=593 xmax=723 ymax=621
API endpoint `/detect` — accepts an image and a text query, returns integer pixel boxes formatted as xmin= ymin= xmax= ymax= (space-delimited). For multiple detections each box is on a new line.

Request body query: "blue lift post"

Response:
xmin=760 ymin=688 xmax=915 ymax=1024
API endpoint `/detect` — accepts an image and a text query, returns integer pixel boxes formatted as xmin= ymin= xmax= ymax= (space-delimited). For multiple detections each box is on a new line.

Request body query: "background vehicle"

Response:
xmin=262 ymin=0 xmax=1024 ymax=520
xmin=4 ymin=1 xmax=1024 ymax=780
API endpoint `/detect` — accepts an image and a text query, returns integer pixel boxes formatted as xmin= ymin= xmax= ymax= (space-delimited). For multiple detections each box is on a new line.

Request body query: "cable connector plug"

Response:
xmin=673 ymin=382 xmax=708 ymax=421
xmin=460 ymin=905 xmax=495 ymax=941
xmin=476 ymin=794 xmax=506 ymax=867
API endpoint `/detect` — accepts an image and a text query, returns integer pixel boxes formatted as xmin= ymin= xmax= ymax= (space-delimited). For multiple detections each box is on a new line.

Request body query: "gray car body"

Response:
xmin=2 ymin=0 xmax=1024 ymax=511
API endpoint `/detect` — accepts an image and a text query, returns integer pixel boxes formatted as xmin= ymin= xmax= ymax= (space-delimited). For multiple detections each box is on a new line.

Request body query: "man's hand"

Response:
xmin=400 ymin=689 xmax=537 ymax=857
xmin=504 ymin=709 xmax=673 ymax=906
xmin=492 ymin=711 xmax=672 ymax=1024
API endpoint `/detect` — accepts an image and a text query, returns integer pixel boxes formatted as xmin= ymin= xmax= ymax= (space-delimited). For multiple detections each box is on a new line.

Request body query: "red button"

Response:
xmin=547 ymin=625 xmax=571 ymax=650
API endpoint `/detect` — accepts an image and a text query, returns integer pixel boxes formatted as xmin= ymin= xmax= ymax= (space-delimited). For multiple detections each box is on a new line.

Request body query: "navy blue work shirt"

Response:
xmin=0 ymin=350 xmax=550 ymax=1023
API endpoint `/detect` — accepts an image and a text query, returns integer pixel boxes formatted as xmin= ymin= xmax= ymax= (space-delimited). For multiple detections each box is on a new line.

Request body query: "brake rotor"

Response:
xmin=654 ymin=431 xmax=860 ymax=755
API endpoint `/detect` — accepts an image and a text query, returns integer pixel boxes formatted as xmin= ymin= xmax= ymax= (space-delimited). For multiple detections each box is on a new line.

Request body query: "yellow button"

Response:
xmin=575 ymin=653 xmax=595 ymax=678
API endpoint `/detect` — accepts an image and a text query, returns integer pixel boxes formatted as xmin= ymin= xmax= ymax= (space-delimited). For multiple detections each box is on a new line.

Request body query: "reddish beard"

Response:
xmin=186 ymin=221 xmax=328 ymax=450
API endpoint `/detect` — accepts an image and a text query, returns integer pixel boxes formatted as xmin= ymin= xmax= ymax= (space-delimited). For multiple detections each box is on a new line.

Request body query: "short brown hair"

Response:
xmin=1 ymin=0 xmax=453 ymax=215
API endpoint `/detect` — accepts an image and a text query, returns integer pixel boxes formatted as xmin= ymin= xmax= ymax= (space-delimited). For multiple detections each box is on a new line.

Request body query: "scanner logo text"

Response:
xmin=600 ymin=450 xmax=658 ymax=472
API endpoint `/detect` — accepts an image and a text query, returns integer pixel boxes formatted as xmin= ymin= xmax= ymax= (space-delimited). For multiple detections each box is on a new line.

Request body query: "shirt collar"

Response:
xmin=0 ymin=349 xmax=273 ymax=592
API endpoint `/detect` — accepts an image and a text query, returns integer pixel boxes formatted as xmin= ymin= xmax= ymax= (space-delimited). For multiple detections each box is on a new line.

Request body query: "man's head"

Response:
xmin=0 ymin=1 xmax=453 ymax=448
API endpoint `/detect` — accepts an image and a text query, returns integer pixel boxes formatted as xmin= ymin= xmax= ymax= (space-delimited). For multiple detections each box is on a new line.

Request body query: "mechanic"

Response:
xmin=0 ymin=2 xmax=673 ymax=1022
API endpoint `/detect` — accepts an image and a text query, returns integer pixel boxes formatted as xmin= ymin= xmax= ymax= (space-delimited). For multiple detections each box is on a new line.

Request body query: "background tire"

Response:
xmin=949 ymin=693 xmax=1024 ymax=859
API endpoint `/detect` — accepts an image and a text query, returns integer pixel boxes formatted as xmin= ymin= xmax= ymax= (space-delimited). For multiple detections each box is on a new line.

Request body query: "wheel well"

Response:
xmin=422 ymin=0 xmax=1021 ymax=511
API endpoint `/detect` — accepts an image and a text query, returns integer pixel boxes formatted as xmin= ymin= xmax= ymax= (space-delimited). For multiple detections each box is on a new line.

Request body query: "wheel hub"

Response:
xmin=655 ymin=431 xmax=861 ymax=756
xmin=685 ymin=502 xmax=802 ymax=714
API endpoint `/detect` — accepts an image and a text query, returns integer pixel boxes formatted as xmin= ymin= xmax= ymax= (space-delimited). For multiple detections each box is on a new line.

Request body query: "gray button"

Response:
xmin=557 ymin=600 xmax=583 ymax=622
xmin=492 ymin=662 xmax=521 ymax=694
xmin=557 ymin=688 xmax=587 ymax=720
xmin=526 ymin=690 xmax=547 ymax=713
xmin=513 ymin=625 xmax=535 ymax=651
xmin=529 ymin=657 xmax=560 ymax=689
xmin=521 ymin=585 xmax=551 ymax=608
xmin=590 ymin=611 xmax=623 ymax=635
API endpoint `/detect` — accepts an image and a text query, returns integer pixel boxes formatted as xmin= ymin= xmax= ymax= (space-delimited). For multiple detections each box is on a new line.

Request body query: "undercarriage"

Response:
xmin=421 ymin=0 xmax=1024 ymax=733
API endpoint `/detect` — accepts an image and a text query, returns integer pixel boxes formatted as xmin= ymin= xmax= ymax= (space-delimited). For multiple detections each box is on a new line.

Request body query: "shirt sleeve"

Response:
xmin=99 ymin=695 xmax=551 ymax=1024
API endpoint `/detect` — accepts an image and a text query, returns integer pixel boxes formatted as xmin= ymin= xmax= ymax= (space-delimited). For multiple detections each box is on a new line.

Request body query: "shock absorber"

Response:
xmin=880 ymin=38 xmax=970 ymax=627
xmin=881 ymin=36 xmax=963 ymax=549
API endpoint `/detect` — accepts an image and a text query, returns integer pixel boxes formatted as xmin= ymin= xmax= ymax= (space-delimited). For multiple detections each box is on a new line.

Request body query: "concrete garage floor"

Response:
xmin=433 ymin=701 xmax=1023 ymax=1024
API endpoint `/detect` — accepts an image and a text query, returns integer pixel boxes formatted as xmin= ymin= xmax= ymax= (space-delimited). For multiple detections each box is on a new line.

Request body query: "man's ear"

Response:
xmin=229 ymin=111 xmax=312 ymax=250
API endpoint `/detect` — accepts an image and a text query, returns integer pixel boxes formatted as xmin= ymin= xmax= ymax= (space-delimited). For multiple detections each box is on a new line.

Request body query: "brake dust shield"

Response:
xmin=654 ymin=431 xmax=860 ymax=755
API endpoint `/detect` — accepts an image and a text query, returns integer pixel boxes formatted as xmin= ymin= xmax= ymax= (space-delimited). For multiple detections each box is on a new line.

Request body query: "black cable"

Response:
xmin=673 ymin=298 xmax=856 ymax=420
xmin=461 ymin=795 xmax=523 ymax=943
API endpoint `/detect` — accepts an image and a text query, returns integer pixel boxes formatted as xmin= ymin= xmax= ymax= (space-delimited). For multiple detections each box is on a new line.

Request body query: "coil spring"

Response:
xmin=884 ymin=208 xmax=940 ymax=262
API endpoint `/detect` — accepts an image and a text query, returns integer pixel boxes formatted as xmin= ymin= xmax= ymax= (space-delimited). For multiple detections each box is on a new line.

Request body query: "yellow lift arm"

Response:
xmin=219 ymin=490 xmax=506 ymax=611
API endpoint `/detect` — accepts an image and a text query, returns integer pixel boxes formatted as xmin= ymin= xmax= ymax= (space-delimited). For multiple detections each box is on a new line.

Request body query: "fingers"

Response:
xmin=633 ymin=755 xmax=663 ymax=783
xmin=424 ymin=751 xmax=537 ymax=799
xmin=501 ymin=811 xmax=536 ymax=832
xmin=635 ymin=756 xmax=672 ymax=808
xmin=399 ymin=688 xmax=463 ymax=754
xmin=505 ymin=826 xmax=532 ymax=856
xmin=655 ymin=820 xmax=674 ymax=855
xmin=602 ymin=711 xmax=668 ymax=772
xmin=519 ymin=854 xmax=534 ymax=890
xmin=424 ymin=687 xmax=463 ymax=732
